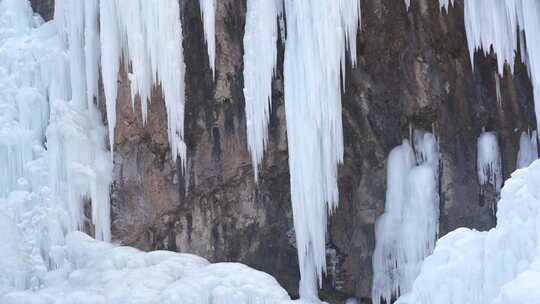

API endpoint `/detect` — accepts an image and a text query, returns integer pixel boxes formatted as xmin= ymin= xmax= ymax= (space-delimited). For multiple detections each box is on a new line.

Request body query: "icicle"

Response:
xmin=404 ymin=0 xmax=410 ymax=11
xmin=84 ymin=0 xmax=100 ymax=114
xmin=48 ymin=0 xmax=113 ymax=241
xmin=462 ymin=1 xmax=540 ymax=133
xmin=372 ymin=132 xmax=440 ymax=304
xmin=477 ymin=131 xmax=502 ymax=212
xmin=495 ymin=73 xmax=502 ymax=106
xmin=99 ymin=0 xmax=120 ymax=153
xmin=243 ymin=0 xmax=282 ymax=181
xmin=199 ymin=0 xmax=216 ymax=77
xmin=516 ymin=130 xmax=538 ymax=169
xmin=282 ymin=0 xmax=361 ymax=299
xmin=98 ymin=0 xmax=187 ymax=168
xmin=439 ymin=0 xmax=454 ymax=11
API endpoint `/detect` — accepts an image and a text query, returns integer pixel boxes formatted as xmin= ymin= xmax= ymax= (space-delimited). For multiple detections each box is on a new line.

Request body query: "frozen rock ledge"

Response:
xmin=0 ymin=231 xmax=294 ymax=304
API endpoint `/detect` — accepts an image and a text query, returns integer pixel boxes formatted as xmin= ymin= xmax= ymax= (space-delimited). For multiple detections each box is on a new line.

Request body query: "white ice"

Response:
xmin=439 ymin=0 xmax=454 ymax=11
xmin=199 ymin=0 xmax=216 ymax=77
xmin=281 ymin=0 xmax=361 ymax=299
xmin=0 ymin=231 xmax=293 ymax=304
xmin=243 ymin=0 xmax=282 ymax=181
xmin=0 ymin=2 xmax=300 ymax=304
xmin=99 ymin=0 xmax=187 ymax=167
xmin=516 ymin=130 xmax=538 ymax=169
xmin=460 ymin=1 xmax=540 ymax=140
xmin=372 ymin=131 xmax=440 ymax=304
xmin=397 ymin=158 xmax=540 ymax=304
xmin=477 ymin=131 xmax=502 ymax=211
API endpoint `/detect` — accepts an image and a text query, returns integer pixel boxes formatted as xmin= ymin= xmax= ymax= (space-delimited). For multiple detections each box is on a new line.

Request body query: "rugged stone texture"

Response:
xmin=31 ymin=0 xmax=537 ymax=303
xmin=30 ymin=0 xmax=54 ymax=21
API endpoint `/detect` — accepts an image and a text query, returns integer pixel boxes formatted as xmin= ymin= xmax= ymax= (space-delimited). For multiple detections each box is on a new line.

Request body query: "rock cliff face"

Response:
xmin=31 ymin=0 xmax=537 ymax=302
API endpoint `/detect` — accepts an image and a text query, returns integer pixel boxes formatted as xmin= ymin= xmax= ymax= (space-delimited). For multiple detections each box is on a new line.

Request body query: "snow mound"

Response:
xmin=0 ymin=231 xmax=293 ymax=304
xmin=397 ymin=159 xmax=540 ymax=304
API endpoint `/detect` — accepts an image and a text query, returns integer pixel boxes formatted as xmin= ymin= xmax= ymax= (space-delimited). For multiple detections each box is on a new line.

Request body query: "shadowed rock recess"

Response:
xmin=31 ymin=0 xmax=536 ymax=303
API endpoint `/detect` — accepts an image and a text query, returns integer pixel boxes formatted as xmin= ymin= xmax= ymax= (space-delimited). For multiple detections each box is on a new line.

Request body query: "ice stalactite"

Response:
xmin=516 ymin=130 xmax=538 ymax=169
xmin=495 ymin=73 xmax=502 ymax=106
xmin=439 ymin=0 xmax=454 ymax=11
xmin=199 ymin=0 xmax=216 ymax=77
xmin=243 ymin=0 xmax=282 ymax=180
xmin=404 ymin=0 xmax=410 ymax=10
xmin=99 ymin=0 xmax=187 ymax=168
xmin=281 ymin=0 xmax=361 ymax=299
xmin=460 ymin=1 xmax=540 ymax=135
xmin=372 ymin=131 xmax=440 ymax=304
xmin=51 ymin=0 xmax=113 ymax=242
xmin=477 ymin=131 xmax=502 ymax=212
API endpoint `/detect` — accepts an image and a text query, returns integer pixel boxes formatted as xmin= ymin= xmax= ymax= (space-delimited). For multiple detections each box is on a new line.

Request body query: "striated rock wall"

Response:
xmin=31 ymin=0 xmax=537 ymax=303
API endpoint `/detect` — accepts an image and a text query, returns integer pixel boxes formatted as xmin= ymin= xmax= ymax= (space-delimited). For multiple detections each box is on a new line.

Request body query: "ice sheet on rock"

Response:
xmin=372 ymin=132 xmax=440 ymax=304
xmin=397 ymin=159 xmax=540 ymax=304
xmin=0 ymin=232 xmax=293 ymax=304
xmin=281 ymin=0 xmax=361 ymax=299
xmin=477 ymin=131 xmax=502 ymax=211
xmin=243 ymin=0 xmax=282 ymax=180
xmin=516 ymin=130 xmax=538 ymax=169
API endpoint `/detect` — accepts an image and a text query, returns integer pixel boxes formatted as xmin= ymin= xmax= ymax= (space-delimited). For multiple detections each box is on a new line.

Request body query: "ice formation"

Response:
xmin=199 ymin=0 xmax=216 ymax=77
xmin=1 ymin=231 xmax=293 ymax=304
xmin=281 ymin=0 xmax=361 ymax=299
xmin=439 ymin=0 xmax=454 ymax=11
xmin=243 ymin=0 xmax=282 ymax=181
xmin=457 ymin=1 xmax=540 ymax=136
xmin=477 ymin=131 xmax=502 ymax=211
xmin=397 ymin=158 xmax=540 ymax=304
xmin=0 ymin=0 xmax=113 ymax=294
xmin=98 ymin=0 xmax=187 ymax=167
xmin=0 ymin=2 xmax=299 ymax=302
xmin=516 ymin=130 xmax=538 ymax=169
xmin=372 ymin=132 xmax=440 ymax=304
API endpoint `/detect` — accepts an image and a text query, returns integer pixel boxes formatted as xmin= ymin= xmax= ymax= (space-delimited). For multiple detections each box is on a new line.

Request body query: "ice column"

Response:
xmin=282 ymin=0 xmax=361 ymax=299
xmin=477 ymin=131 xmax=502 ymax=212
xmin=243 ymin=0 xmax=282 ymax=180
xmin=517 ymin=130 xmax=538 ymax=169
xmin=372 ymin=132 xmax=440 ymax=304
xmin=199 ymin=0 xmax=216 ymax=76
xmin=53 ymin=0 xmax=113 ymax=241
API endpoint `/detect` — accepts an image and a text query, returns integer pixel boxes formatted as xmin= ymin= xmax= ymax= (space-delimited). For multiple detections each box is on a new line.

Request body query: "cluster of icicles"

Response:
xmin=372 ymin=131 xmax=441 ymax=304
xmin=371 ymin=0 xmax=540 ymax=302
xmin=9 ymin=0 xmax=540 ymax=301
xmin=243 ymin=0 xmax=361 ymax=299
xmin=49 ymin=0 xmax=363 ymax=300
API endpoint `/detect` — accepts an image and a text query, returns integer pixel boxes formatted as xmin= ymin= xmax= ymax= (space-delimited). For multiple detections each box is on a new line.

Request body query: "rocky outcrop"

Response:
xmin=31 ymin=0 xmax=537 ymax=303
